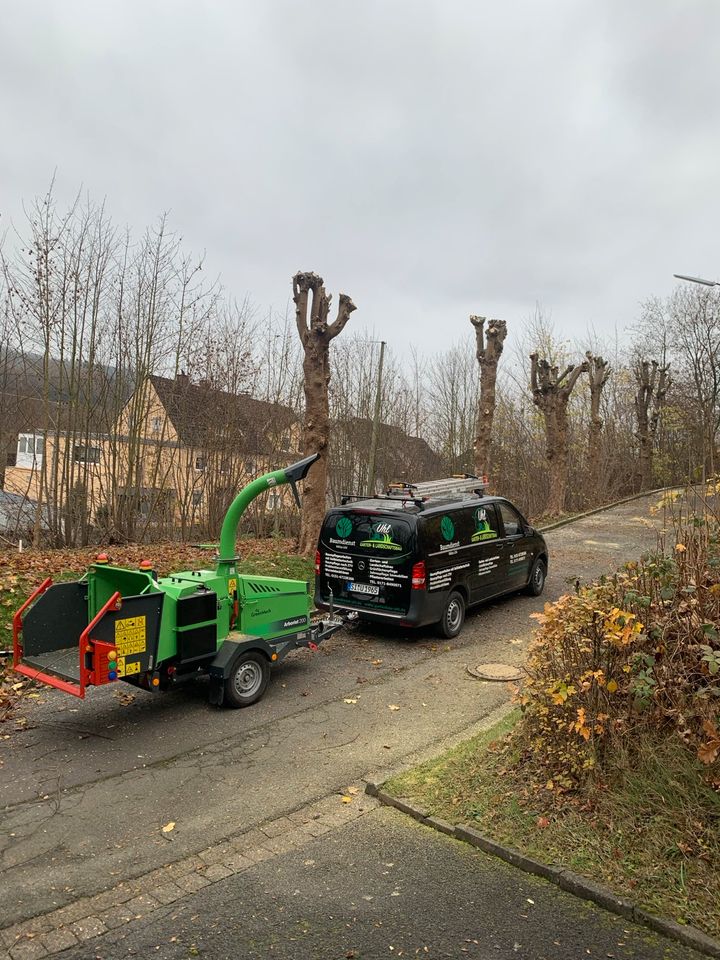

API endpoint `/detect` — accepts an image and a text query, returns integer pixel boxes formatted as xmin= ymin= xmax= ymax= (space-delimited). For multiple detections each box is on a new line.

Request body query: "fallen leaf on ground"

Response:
xmin=162 ymin=821 xmax=176 ymax=833
xmin=341 ymin=795 xmax=353 ymax=804
xmin=389 ymin=704 xmax=400 ymax=711
xmin=343 ymin=698 xmax=358 ymax=704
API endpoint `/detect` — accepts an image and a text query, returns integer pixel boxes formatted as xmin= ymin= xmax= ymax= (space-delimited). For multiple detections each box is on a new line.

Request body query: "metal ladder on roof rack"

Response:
xmin=386 ymin=475 xmax=489 ymax=501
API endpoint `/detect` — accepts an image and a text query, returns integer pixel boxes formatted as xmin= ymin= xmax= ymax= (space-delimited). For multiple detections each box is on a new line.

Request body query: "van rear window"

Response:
xmin=321 ymin=513 xmax=415 ymax=554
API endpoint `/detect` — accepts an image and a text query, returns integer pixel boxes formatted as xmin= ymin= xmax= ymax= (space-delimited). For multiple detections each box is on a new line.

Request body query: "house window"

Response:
xmin=16 ymin=433 xmax=44 ymax=469
xmin=192 ymin=490 xmax=203 ymax=506
xmin=195 ymin=456 xmax=206 ymax=471
xmin=73 ymin=445 xmax=101 ymax=464
xmin=220 ymin=459 xmax=231 ymax=475
xmin=151 ymin=416 xmax=163 ymax=434
xmin=267 ymin=491 xmax=280 ymax=509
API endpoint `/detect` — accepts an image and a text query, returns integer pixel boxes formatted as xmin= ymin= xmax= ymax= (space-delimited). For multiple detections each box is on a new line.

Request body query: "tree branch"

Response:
xmin=327 ymin=292 xmax=357 ymax=341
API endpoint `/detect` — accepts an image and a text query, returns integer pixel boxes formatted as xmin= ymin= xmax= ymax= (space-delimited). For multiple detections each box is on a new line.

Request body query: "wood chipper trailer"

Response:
xmin=13 ymin=454 xmax=346 ymax=708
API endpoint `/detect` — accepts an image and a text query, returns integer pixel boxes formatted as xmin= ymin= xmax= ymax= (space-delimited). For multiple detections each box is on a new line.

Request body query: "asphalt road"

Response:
xmin=0 ymin=492 xmax=679 ymax=940
xmin=55 ymin=806 xmax=705 ymax=960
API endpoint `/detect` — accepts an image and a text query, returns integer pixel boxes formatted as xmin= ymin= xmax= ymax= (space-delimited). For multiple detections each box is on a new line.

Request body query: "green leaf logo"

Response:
xmin=440 ymin=516 xmax=455 ymax=541
xmin=336 ymin=517 xmax=353 ymax=538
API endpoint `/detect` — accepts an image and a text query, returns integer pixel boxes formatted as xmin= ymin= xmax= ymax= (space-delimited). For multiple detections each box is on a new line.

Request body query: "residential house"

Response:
xmin=3 ymin=373 xmax=301 ymax=540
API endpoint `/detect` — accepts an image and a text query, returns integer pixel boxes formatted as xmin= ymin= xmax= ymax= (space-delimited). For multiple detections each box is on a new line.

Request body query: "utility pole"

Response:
xmin=367 ymin=340 xmax=386 ymax=496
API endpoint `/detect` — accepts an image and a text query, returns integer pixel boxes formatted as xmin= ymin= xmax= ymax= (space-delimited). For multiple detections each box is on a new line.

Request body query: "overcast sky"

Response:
xmin=2 ymin=1 xmax=720 ymax=358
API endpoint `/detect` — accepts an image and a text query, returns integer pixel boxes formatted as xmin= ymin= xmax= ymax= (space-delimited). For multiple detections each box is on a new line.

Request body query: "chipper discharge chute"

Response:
xmin=13 ymin=454 xmax=346 ymax=708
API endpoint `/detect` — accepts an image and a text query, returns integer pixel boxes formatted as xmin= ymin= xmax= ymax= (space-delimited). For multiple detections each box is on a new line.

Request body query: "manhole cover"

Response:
xmin=466 ymin=662 xmax=524 ymax=682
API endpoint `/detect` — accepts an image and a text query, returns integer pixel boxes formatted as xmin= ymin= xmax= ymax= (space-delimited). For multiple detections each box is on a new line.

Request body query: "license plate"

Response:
xmin=347 ymin=581 xmax=379 ymax=596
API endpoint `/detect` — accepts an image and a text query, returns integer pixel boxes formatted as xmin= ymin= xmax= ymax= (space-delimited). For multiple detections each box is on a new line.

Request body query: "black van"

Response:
xmin=314 ymin=479 xmax=548 ymax=638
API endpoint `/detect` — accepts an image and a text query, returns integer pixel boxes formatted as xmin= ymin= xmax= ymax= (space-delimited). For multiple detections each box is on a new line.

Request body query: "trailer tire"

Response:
xmin=224 ymin=651 xmax=270 ymax=708
xmin=438 ymin=590 xmax=465 ymax=639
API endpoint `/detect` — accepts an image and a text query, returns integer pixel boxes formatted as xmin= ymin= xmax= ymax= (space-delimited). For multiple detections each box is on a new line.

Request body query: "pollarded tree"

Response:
xmin=530 ymin=353 xmax=589 ymax=517
xmin=585 ymin=352 xmax=611 ymax=484
xmin=634 ymin=358 xmax=670 ymax=490
xmin=470 ymin=316 xmax=507 ymax=478
xmin=293 ymin=271 xmax=356 ymax=555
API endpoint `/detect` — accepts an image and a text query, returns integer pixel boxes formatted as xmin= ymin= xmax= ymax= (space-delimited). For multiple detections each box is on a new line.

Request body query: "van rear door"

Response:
xmin=318 ymin=511 xmax=416 ymax=615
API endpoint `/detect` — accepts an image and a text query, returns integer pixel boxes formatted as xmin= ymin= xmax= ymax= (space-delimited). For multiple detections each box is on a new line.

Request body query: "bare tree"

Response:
xmin=293 ymin=271 xmax=356 ymax=555
xmin=427 ymin=337 xmax=478 ymax=474
xmin=530 ymin=353 xmax=589 ymax=517
xmin=585 ymin=352 xmax=611 ymax=483
xmin=634 ymin=358 xmax=670 ymax=490
xmin=470 ymin=316 xmax=507 ymax=478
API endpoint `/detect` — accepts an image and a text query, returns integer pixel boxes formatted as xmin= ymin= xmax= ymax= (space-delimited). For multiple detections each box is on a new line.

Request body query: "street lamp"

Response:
xmin=673 ymin=273 xmax=720 ymax=287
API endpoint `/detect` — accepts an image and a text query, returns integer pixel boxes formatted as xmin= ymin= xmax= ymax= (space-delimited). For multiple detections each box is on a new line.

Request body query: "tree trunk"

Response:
xmin=585 ymin=352 xmax=610 ymax=489
xmin=634 ymin=359 xmax=670 ymax=491
xmin=530 ymin=353 xmax=589 ymax=518
xmin=299 ymin=335 xmax=331 ymax=555
xmin=470 ymin=316 xmax=507 ymax=478
xmin=293 ymin=272 xmax=356 ymax=556
xmin=546 ymin=401 xmax=569 ymax=517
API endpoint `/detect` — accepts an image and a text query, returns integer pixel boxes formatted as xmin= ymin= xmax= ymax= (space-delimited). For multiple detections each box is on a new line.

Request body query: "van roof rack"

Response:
xmin=338 ymin=475 xmax=490 ymax=509
xmin=386 ymin=474 xmax=489 ymax=502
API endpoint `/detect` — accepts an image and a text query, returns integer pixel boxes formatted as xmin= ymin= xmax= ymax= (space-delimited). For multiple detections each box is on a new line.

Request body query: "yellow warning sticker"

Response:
xmin=115 ymin=616 xmax=147 ymax=656
xmin=116 ymin=657 xmax=141 ymax=678
xmin=228 ymin=577 xmax=237 ymax=595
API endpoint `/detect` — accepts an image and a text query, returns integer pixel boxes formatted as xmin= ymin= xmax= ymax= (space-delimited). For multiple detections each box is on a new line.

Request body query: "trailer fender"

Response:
xmin=208 ymin=635 xmax=284 ymax=706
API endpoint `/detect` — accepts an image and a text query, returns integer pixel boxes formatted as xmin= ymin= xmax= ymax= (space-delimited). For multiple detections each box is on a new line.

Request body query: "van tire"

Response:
xmin=526 ymin=558 xmax=546 ymax=596
xmin=224 ymin=651 xmax=270 ymax=708
xmin=438 ymin=591 xmax=465 ymax=639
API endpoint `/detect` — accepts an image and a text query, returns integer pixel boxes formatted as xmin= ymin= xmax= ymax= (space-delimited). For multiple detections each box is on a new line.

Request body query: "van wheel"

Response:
xmin=224 ymin=651 xmax=270 ymax=708
xmin=526 ymin=558 xmax=546 ymax=596
xmin=438 ymin=591 xmax=465 ymax=639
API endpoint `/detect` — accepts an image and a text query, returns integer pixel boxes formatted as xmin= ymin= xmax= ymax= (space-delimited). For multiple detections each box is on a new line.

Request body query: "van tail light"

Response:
xmin=411 ymin=561 xmax=426 ymax=590
xmin=315 ymin=550 xmax=321 ymax=576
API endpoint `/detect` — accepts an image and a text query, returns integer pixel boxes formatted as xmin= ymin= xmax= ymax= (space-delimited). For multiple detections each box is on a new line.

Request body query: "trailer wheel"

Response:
xmin=224 ymin=651 xmax=270 ymax=708
xmin=438 ymin=590 xmax=465 ymax=639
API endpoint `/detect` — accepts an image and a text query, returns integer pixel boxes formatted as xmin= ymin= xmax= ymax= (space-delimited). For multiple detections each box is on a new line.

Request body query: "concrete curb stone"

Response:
xmin=373 ymin=791 xmax=720 ymax=959
xmin=422 ymin=815 xmax=455 ymax=836
xmin=633 ymin=908 xmax=720 ymax=959
xmin=557 ymin=869 xmax=634 ymax=919
xmin=454 ymin=824 xmax=564 ymax=883
xmin=374 ymin=789 xmax=428 ymax=821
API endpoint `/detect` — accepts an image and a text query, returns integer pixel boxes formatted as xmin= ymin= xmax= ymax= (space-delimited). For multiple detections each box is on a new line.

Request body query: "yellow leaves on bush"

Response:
xmin=517 ymin=508 xmax=720 ymax=787
xmin=603 ymin=608 xmax=643 ymax=647
xmin=548 ymin=681 xmax=575 ymax=706
xmin=573 ymin=707 xmax=591 ymax=742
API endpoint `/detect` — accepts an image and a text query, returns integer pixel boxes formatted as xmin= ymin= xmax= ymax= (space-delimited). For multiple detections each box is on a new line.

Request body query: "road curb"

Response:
xmin=367 ymin=785 xmax=720 ymax=959
xmin=537 ymin=484 xmax=679 ymax=533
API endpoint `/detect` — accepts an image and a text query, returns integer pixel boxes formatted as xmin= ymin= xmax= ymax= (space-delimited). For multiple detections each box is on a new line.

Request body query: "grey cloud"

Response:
xmin=1 ymin=0 xmax=719 ymax=354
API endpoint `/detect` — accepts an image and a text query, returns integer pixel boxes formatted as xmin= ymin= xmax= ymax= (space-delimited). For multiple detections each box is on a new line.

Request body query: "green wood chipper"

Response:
xmin=13 ymin=454 xmax=345 ymax=708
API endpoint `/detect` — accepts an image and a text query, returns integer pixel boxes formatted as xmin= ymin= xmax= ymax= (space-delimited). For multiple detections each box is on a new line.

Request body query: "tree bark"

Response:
xmin=634 ymin=359 xmax=670 ymax=490
xmin=470 ymin=316 xmax=507 ymax=478
xmin=530 ymin=353 xmax=589 ymax=517
xmin=586 ymin=352 xmax=610 ymax=486
xmin=293 ymin=271 xmax=356 ymax=555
